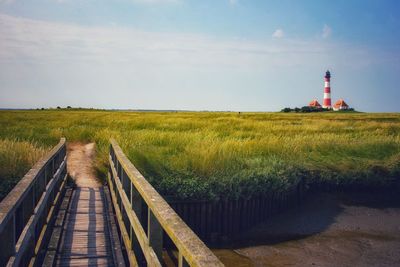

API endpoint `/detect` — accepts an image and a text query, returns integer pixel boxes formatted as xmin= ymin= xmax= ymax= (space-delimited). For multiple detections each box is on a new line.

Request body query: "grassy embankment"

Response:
xmin=0 ymin=110 xmax=399 ymax=201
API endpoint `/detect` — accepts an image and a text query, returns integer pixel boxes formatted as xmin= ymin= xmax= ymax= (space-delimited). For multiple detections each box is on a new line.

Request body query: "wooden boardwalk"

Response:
xmin=0 ymin=140 xmax=223 ymax=267
xmin=55 ymin=187 xmax=116 ymax=267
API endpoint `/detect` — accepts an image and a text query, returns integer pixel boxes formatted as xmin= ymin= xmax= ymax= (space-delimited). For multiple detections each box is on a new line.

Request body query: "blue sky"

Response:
xmin=0 ymin=0 xmax=399 ymax=111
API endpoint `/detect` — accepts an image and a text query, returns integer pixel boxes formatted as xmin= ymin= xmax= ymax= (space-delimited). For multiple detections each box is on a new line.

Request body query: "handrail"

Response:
xmin=0 ymin=138 xmax=68 ymax=267
xmin=108 ymin=139 xmax=224 ymax=267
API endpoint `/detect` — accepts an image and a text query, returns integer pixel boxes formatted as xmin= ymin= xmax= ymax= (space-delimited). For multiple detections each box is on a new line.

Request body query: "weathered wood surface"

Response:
xmin=167 ymin=179 xmax=307 ymax=245
xmin=54 ymin=187 xmax=120 ymax=267
xmin=45 ymin=142 xmax=124 ymax=267
xmin=43 ymin=188 xmax=73 ymax=267
xmin=0 ymin=138 xmax=67 ymax=267
xmin=109 ymin=139 xmax=224 ymax=267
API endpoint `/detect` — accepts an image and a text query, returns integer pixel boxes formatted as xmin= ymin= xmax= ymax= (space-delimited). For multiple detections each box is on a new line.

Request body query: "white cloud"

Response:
xmin=128 ymin=0 xmax=180 ymax=4
xmin=322 ymin=24 xmax=332 ymax=39
xmin=0 ymin=14 xmax=388 ymax=80
xmin=272 ymin=28 xmax=284 ymax=39
xmin=0 ymin=14 xmax=337 ymax=69
xmin=0 ymin=0 xmax=15 ymax=4
xmin=53 ymin=0 xmax=180 ymax=4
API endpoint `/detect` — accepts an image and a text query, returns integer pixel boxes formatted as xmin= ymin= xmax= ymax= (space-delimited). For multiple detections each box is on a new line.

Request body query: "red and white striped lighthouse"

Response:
xmin=323 ymin=70 xmax=332 ymax=109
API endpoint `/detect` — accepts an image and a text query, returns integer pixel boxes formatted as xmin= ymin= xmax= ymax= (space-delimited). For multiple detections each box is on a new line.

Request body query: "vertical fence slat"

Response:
xmin=0 ymin=214 xmax=16 ymax=266
xmin=147 ymin=209 xmax=163 ymax=263
xmin=178 ymin=250 xmax=190 ymax=267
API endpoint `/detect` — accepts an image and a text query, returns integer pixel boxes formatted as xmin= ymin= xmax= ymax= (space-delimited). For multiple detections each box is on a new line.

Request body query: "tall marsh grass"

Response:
xmin=0 ymin=139 xmax=47 ymax=200
xmin=0 ymin=110 xmax=399 ymax=200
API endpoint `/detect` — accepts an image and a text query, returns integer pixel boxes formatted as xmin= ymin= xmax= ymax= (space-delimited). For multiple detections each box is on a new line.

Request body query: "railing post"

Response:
xmin=148 ymin=209 xmax=163 ymax=263
xmin=179 ymin=251 xmax=190 ymax=267
xmin=51 ymin=158 xmax=55 ymax=180
xmin=0 ymin=214 xmax=16 ymax=266
xmin=130 ymin=183 xmax=145 ymax=265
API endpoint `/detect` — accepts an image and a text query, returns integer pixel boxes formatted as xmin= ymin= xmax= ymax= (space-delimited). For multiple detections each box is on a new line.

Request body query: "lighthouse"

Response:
xmin=323 ymin=70 xmax=332 ymax=109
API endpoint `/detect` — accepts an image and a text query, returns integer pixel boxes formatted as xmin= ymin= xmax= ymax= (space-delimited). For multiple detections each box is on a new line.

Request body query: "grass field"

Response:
xmin=0 ymin=110 xmax=399 ymax=201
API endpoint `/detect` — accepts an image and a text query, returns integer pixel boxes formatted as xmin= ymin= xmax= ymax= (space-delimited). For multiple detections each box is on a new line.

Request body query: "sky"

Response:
xmin=0 ymin=0 xmax=399 ymax=112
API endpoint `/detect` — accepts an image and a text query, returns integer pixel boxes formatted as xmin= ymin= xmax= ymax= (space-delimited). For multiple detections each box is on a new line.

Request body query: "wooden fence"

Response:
xmin=168 ymin=179 xmax=306 ymax=244
xmin=108 ymin=139 xmax=224 ymax=267
xmin=0 ymin=138 xmax=68 ymax=267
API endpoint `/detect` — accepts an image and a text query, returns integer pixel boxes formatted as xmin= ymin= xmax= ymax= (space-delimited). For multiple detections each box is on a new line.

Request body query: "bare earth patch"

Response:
xmin=219 ymin=193 xmax=400 ymax=267
xmin=67 ymin=142 xmax=101 ymax=188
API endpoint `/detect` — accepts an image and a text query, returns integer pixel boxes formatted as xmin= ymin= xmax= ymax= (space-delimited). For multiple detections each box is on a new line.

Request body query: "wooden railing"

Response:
xmin=108 ymin=139 xmax=224 ymax=267
xmin=0 ymin=138 xmax=68 ymax=267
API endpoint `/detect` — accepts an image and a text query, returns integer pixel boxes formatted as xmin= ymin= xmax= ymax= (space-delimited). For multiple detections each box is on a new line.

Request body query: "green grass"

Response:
xmin=0 ymin=110 xmax=399 ymax=201
xmin=0 ymin=139 xmax=47 ymax=200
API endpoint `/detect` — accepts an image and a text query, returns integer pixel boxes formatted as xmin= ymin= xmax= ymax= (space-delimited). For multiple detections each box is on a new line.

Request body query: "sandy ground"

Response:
xmin=215 ymin=192 xmax=400 ymax=267
xmin=67 ymin=142 xmax=102 ymax=188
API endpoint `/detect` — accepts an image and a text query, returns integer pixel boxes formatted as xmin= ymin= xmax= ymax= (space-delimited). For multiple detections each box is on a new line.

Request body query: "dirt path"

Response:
xmin=67 ymin=143 xmax=101 ymax=188
xmin=219 ymin=192 xmax=400 ymax=267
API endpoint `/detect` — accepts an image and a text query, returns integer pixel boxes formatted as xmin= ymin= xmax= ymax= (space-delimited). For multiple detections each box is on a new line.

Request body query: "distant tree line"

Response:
xmin=36 ymin=106 xmax=76 ymax=110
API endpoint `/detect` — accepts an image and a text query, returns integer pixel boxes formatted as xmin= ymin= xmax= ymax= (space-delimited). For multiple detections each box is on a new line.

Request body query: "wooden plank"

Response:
xmin=43 ymin=188 xmax=73 ymax=267
xmin=54 ymin=186 xmax=120 ymax=267
xmin=56 ymin=257 xmax=113 ymax=267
